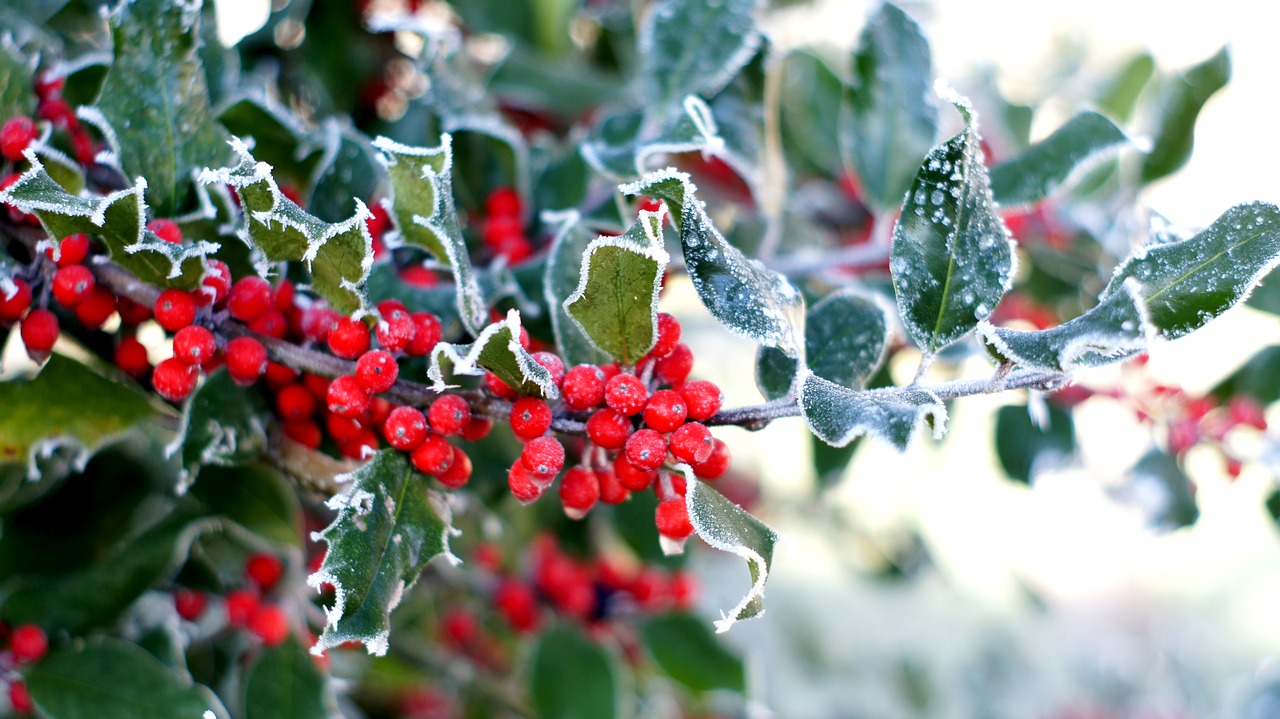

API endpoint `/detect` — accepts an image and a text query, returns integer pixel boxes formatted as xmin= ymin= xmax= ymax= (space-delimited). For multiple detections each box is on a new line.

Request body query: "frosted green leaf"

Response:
xmin=1141 ymin=46 xmax=1230 ymax=183
xmin=563 ymin=209 xmax=669 ymax=364
xmin=542 ymin=210 xmax=612 ymax=367
xmin=309 ymin=451 xmax=457 ymax=657
xmin=582 ymin=96 xmax=728 ymax=181
xmin=890 ymin=91 xmax=1015 ymax=355
xmin=798 ymin=370 xmax=947 ymax=451
xmin=308 ymin=123 xmax=383 ymax=224
xmin=639 ymin=0 xmax=763 ymax=110
xmin=373 ymin=134 xmax=488 ymax=335
xmin=0 ymin=37 xmax=36 ymax=121
xmin=990 ymin=111 xmax=1131 ymax=208
xmin=165 ymin=369 xmax=268 ymax=495
xmin=427 ymin=309 xmax=559 ymax=400
xmin=217 ymin=91 xmax=322 ymax=183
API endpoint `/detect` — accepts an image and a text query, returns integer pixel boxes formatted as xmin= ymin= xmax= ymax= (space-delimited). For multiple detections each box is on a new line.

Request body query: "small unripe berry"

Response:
xmin=356 ymin=350 xmax=399 ymax=394
xmin=410 ymin=434 xmax=455 ymax=476
xmin=692 ymin=438 xmax=731 ymax=479
xmin=20 ymin=308 xmax=58 ymax=358
xmin=327 ymin=317 xmax=370 ymax=359
xmin=46 ymin=232 xmax=91 ymax=267
xmin=383 ymin=406 xmax=428 ymax=451
xmin=428 ymin=394 xmax=471 ymax=436
xmin=115 ymin=335 xmax=151 ymax=378
xmin=172 ymin=325 xmax=216 ymax=367
xmin=586 ymin=408 xmax=632 ymax=449
xmin=507 ymin=461 xmax=544 ymax=504
xmin=0 ymin=277 xmax=32 ymax=322
xmin=435 ymin=446 xmax=473 ymax=488
xmin=246 ymin=552 xmax=285 ymax=591
xmin=9 ymin=624 xmax=48 ymax=664
xmin=154 ymin=289 xmax=198 ymax=331
xmin=559 ymin=466 xmax=600 ymax=517
xmin=521 ymin=436 xmax=565 ymax=480
xmin=0 ymin=116 xmax=37 ymax=161
xmin=508 ymin=396 xmax=552 ymax=439
xmin=678 ymin=380 xmax=723 ymax=421
xmin=147 ymin=218 xmax=183 ymax=244
xmin=51 ymin=264 xmax=95 ymax=308
xmin=655 ymin=498 xmax=694 ymax=539
xmin=173 ymin=588 xmax=208 ymax=621
xmin=670 ymin=421 xmax=714 ymax=464
xmin=225 ymin=337 xmax=268 ymax=385
xmin=327 ymin=375 xmax=371 ymax=419
xmin=275 ymin=384 xmax=316 ymax=422
xmin=73 ymin=286 xmax=116 ymax=329
xmin=605 ymin=374 xmax=648 ymax=416
xmin=227 ymin=276 xmax=273 ymax=322
xmin=562 ymin=364 xmax=606 ymax=410
xmin=624 ymin=428 xmax=668 ymax=471
xmin=654 ymin=343 xmax=694 ymax=385
xmin=643 ymin=389 xmax=687 ymax=432
xmin=248 ymin=603 xmax=289 ymax=646
xmin=153 ymin=357 xmax=198 ymax=402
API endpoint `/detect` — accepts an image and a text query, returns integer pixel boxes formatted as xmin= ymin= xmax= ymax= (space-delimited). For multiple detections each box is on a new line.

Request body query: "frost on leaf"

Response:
xmin=1102 ymin=201 xmax=1280 ymax=340
xmin=563 ymin=209 xmax=670 ymax=365
xmin=0 ymin=151 xmax=217 ymax=290
xmin=542 ymin=210 xmax=612 ymax=367
xmin=165 ymin=369 xmax=268 ymax=495
xmin=198 ymin=138 xmax=374 ymax=315
xmin=639 ymin=0 xmax=763 ymax=110
xmin=308 ymin=451 xmax=457 ymax=656
xmin=624 ymin=169 xmax=804 ymax=357
xmin=428 ymin=309 xmax=559 ymax=400
xmin=989 ymin=110 xmax=1131 ymax=208
xmin=798 ymin=370 xmax=946 ymax=451
xmin=980 ymin=279 xmax=1150 ymax=373
xmin=373 ymin=134 xmax=488 ymax=335
xmin=683 ymin=470 xmax=778 ymax=633
xmin=582 ymin=96 xmax=730 ymax=182
xmin=890 ymin=90 xmax=1016 ymax=355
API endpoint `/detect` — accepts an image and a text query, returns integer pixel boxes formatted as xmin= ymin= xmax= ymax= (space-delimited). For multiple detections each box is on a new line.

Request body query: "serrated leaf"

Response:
xmin=199 ymin=138 xmax=374 ymax=315
xmin=1141 ymin=46 xmax=1230 ymax=183
xmin=190 ymin=465 xmax=303 ymax=549
xmin=372 ymin=134 xmax=487 ymax=335
xmin=780 ymin=50 xmax=845 ymax=177
xmin=165 ymin=369 xmax=267 ymax=494
xmin=684 ymin=472 xmax=779 ymax=633
xmin=542 ymin=210 xmax=612 ymax=367
xmin=990 ymin=111 xmax=1131 ymax=207
xmin=756 ymin=288 xmax=890 ymax=400
xmin=0 ymin=355 xmax=158 ymax=481
xmin=309 ymin=451 xmax=456 ymax=656
xmin=1102 ymin=201 xmax=1280 ymax=340
xmin=308 ymin=123 xmax=383 ymax=224
xmin=994 ymin=402 xmax=1076 ymax=484
xmin=529 ymin=624 xmax=618 ymax=719
xmin=96 ymin=0 xmax=229 ymax=214
xmin=798 ymin=370 xmax=946 ymax=451
xmin=1128 ymin=450 xmax=1198 ymax=530
xmin=0 ymin=155 xmax=217 ymax=289
xmin=843 ymin=2 xmax=938 ymax=213
xmin=427 ymin=309 xmax=558 ymax=399
xmin=244 ymin=637 xmax=329 ymax=719
xmin=641 ymin=612 xmax=745 ymax=693
xmin=26 ymin=637 xmax=229 ymax=719
xmin=623 ymin=169 xmax=804 ymax=357
xmin=563 ymin=210 xmax=669 ymax=364
xmin=217 ymin=92 xmax=322 ymax=184
xmin=0 ymin=38 xmax=36 ymax=124
xmin=890 ymin=95 xmax=1015 ymax=354
xmin=639 ymin=0 xmax=762 ymax=110
xmin=582 ymin=96 xmax=729 ymax=182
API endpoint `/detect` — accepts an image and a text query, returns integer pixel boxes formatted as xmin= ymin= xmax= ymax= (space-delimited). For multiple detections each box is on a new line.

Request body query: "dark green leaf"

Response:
xmin=542 ymin=210 xmax=613 ymax=366
xmin=310 ymin=451 xmax=456 ymax=656
xmin=798 ymin=371 xmax=946 ymax=451
xmin=0 ymin=40 xmax=36 ymax=121
xmin=244 ymin=637 xmax=330 ymax=719
xmin=169 ymin=369 xmax=267 ymax=493
xmin=529 ymin=624 xmax=617 ymax=719
xmin=428 ymin=310 xmax=559 ymax=399
xmin=1266 ymin=489 xmax=1280 ymax=533
xmin=639 ymin=0 xmax=762 ymax=109
xmin=994 ymin=403 xmax=1076 ymax=484
xmin=641 ymin=612 xmax=745 ymax=693
xmin=685 ymin=474 xmax=779 ymax=632
xmin=780 ymin=50 xmax=845 ymax=177
xmin=26 ymin=637 xmax=229 ymax=719
xmin=191 ymin=464 xmax=303 ymax=549
xmin=490 ymin=46 xmax=625 ymax=118
xmin=1141 ymin=46 xmax=1230 ymax=183
xmin=582 ymin=97 xmax=728 ymax=181
xmin=756 ymin=288 xmax=890 ymax=400
xmin=1128 ymin=450 xmax=1198 ymax=530
xmin=990 ymin=111 xmax=1130 ymax=208
xmin=1212 ymin=346 xmax=1280 ymax=405
xmin=1246 ymin=267 xmax=1280 ymax=316
xmin=308 ymin=125 xmax=383 ymax=224
xmin=217 ymin=93 xmax=322 ymax=184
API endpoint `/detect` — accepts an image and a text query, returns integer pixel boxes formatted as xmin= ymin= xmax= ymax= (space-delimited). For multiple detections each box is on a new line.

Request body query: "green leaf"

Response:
xmin=309 ymin=450 xmax=457 ymax=656
xmin=217 ymin=92 xmax=322 ymax=185
xmin=190 ymin=464 xmax=303 ymax=549
xmin=780 ymin=50 xmax=845 ymax=177
xmin=373 ymin=134 xmax=488 ymax=335
xmin=1102 ymin=202 xmax=1280 ymax=340
xmin=798 ymin=371 xmax=947 ymax=451
xmin=542 ymin=210 xmax=612 ymax=367
xmin=26 ymin=637 xmax=230 ymax=719
xmin=199 ymin=138 xmax=374 ymax=315
xmin=0 ymin=355 xmax=158 ymax=481
xmin=1128 ymin=450 xmax=1199 ymax=530
xmin=582 ymin=96 xmax=728 ymax=182
xmin=1212 ymin=346 xmax=1280 ymax=405
xmin=639 ymin=0 xmax=762 ymax=110
xmin=0 ymin=156 xmax=217 ymax=290
xmin=167 ymin=369 xmax=268 ymax=494
xmin=989 ymin=111 xmax=1130 ymax=208
xmin=842 ymin=2 xmax=938 ymax=213
xmin=994 ymin=403 xmax=1076 ymax=484
xmin=244 ymin=637 xmax=330 ymax=719
xmin=428 ymin=309 xmax=559 ymax=399
xmin=640 ymin=612 xmax=745 ymax=693
xmin=1098 ymin=52 xmax=1155 ymax=123
xmin=1266 ymin=489 xmax=1280 ymax=533
xmin=308 ymin=124 xmax=383 ymax=224
xmin=95 ymin=0 xmax=230 ymax=214
xmin=0 ymin=39 xmax=36 ymax=122
xmin=624 ymin=169 xmax=804 ymax=357
xmin=1141 ymin=46 xmax=1230 ymax=183
xmin=890 ymin=95 xmax=1015 ymax=354
xmin=756 ymin=288 xmax=890 ymax=400
xmin=529 ymin=624 xmax=618 ymax=719
xmin=563 ymin=210 xmax=668 ymax=364
xmin=684 ymin=473 xmax=779 ymax=633
xmin=1246 ymin=266 xmax=1280 ymax=316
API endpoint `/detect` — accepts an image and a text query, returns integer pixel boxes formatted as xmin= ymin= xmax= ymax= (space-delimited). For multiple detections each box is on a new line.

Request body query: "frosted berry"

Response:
xmin=146 ymin=218 xmax=183 ymax=244
xmin=227 ymin=276 xmax=273 ymax=322
xmin=153 ymin=357 xmax=198 ymax=402
xmin=562 ymin=364 xmax=605 ymax=410
xmin=531 ymin=351 xmax=565 ymax=387
xmin=407 ymin=312 xmax=443 ymax=356
xmin=384 ymin=406 xmax=428 ymax=451
xmin=356 ymin=349 xmax=399 ymax=394
xmin=643 ymin=389 xmax=687 ymax=432
xmin=410 ymin=434 xmax=455 ymax=476
xmin=173 ymin=325 xmax=216 ymax=367
xmin=246 ymin=552 xmax=284 ymax=590
xmin=225 ymin=337 xmax=268 ymax=386
xmin=614 ymin=452 xmax=656 ymax=491
xmin=428 ymin=394 xmax=472 ymax=436
xmin=485 ymin=371 xmax=517 ymax=399
xmin=655 ymin=343 xmax=693 ymax=385
xmin=46 ymin=232 xmax=90 ymax=267
xmin=678 ymin=380 xmax=722 ymax=421
xmin=670 ymin=421 xmax=714 ymax=464
xmin=585 ymin=408 xmax=631 ymax=449
xmin=507 ymin=461 xmax=544 ymax=504
xmin=20 ymin=308 xmax=58 ymax=358
xmin=0 ymin=116 xmax=37 ymax=160
xmin=436 ymin=446 xmax=473 ymax=488
xmin=275 ymin=385 xmax=316 ymax=422
xmin=8 ymin=680 xmax=32 ymax=716
xmin=9 ymin=624 xmax=47 ymax=664
xmin=605 ymin=373 xmax=648 ymax=416
xmin=692 ymin=438 xmax=731 ymax=479
xmin=655 ymin=498 xmax=694 ymax=540
xmin=283 ymin=420 xmax=322 ymax=449
xmin=376 ymin=310 xmax=416 ymax=352
xmin=248 ymin=603 xmax=289 ymax=646
xmin=521 ymin=436 xmax=565 ymax=479
xmin=327 ymin=317 xmax=370 ymax=359
xmin=74 ymin=286 xmax=116 ymax=328
xmin=596 ymin=467 xmax=629 ymax=504
xmin=173 ymin=588 xmax=208 ymax=621
xmin=51 ymin=264 xmax=94 ymax=308
xmin=0 ymin=277 xmax=32 ymax=322
xmin=115 ymin=336 xmax=151 ymax=378
xmin=327 ymin=374 xmax=371 ymax=419
xmin=509 ymin=397 xmax=552 ymax=439
xmin=300 ymin=305 xmax=339 ymax=342
xmin=624 ymin=428 xmax=668 ymax=471
xmin=559 ymin=466 xmax=600 ymax=516
xmin=649 ymin=313 xmax=681 ymax=359
xmin=249 ymin=309 xmax=287 ymax=339
xmin=154 ymin=289 xmax=198 ymax=331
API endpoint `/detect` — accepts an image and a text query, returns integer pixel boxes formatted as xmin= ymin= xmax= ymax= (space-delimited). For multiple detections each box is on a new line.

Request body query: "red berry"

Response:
xmin=73 ymin=286 xmax=116 ymax=329
xmin=614 ymin=452 xmax=656 ymax=491
xmin=0 ymin=278 xmax=32 ymax=322
xmin=559 ymin=466 xmax=599 ymax=517
xmin=227 ymin=276 xmax=272 ymax=322
xmin=51 ymin=264 xmax=94 ymax=308
xmin=521 ymin=436 xmax=565 ymax=479
xmin=154 ymin=289 xmax=198 ymax=331
xmin=410 ymin=433 xmax=455 ymax=476
xmin=531 ymin=352 xmax=565 ymax=387
xmin=406 ymin=312 xmax=442 ymax=356
xmin=225 ymin=337 xmax=268 ymax=386
xmin=585 ymin=408 xmax=632 ymax=449
xmin=339 ymin=429 xmax=380 ymax=459
xmin=643 ymin=389 xmax=687 ymax=432
xmin=671 ymin=571 xmax=699 ymax=608
xmin=283 ymin=419 xmax=322 ymax=448
xmin=247 ymin=603 xmax=289 ymax=646
xmin=46 ymin=232 xmax=90 ymax=267
xmin=678 ymin=380 xmax=722 ymax=421
xmin=273 ymin=279 xmax=295 ymax=312
xmin=460 ymin=416 xmax=493 ymax=441
xmin=596 ymin=467 xmax=629 ymax=504
xmin=327 ymin=317 xmax=370 ymax=359
xmin=327 ymin=374 xmax=371 ymax=419
xmin=637 ymin=196 xmax=663 ymax=215
xmin=507 ymin=461 xmax=544 ymax=504
xmin=486 ymin=186 xmax=522 ymax=218
xmin=670 ymin=422 xmax=711 ymax=465
xmin=493 ymin=578 xmax=539 ymax=632
xmin=655 ymin=498 xmax=694 ymax=539
xmin=8 ymin=680 xmax=32 ymax=716
xmin=1228 ymin=395 xmax=1267 ymax=430
xmin=199 ymin=260 xmax=232 ymax=305
xmin=605 ymin=374 xmax=648 ymax=416
xmin=225 ymin=589 xmax=259 ymax=626
xmin=325 ymin=414 xmax=363 ymax=444
xmin=562 ymin=364 xmax=606 ymax=410
xmin=300 ymin=305 xmax=339 ymax=342
xmin=173 ymin=325 xmax=216 ymax=367
xmin=692 ymin=438 xmax=731 ymax=479
xmin=9 ymin=624 xmax=47 ymax=664
xmin=428 ymin=394 xmax=472 ymax=436
xmin=146 ymin=218 xmax=183 ymax=244
xmin=264 ymin=361 xmax=300 ymax=390
xmin=356 ymin=350 xmax=399 ymax=394
xmin=436 ymin=446 xmax=473 ymax=488
xmin=115 ymin=336 xmax=151 ymax=378
xmin=383 ymin=406 xmax=428 ymax=451
xmin=249 ymin=309 xmax=287 ymax=339
xmin=275 ymin=384 xmax=316 ymax=421
xmin=245 ymin=552 xmax=285 ymax=590
xmin=153 ymin=357 xmax=198 ymax=402
xmin=483 ymin=214 xmax=522 ymax=247
xmin=20 ymin=308 xmax=58 ymax=358
xmin=174 ymin=588 xmax=208 ymax=621
xmin=440 ymin=607 xmax=479 ymax=648
xmin=116 ymin=296 xmax=152 ymax=325
xmin=508 ymin=397 xmax=552 ymax=439
xmin=625 ymin=428 xmax=667 ymax=471
xmin=649 ymin=312 xmax=681 ymax=359
xmin=376 ymin=311 xmax=416 ymax=352
xmin=655 ymin=343 xmax=694 ymax=384
xmin=485 ymin=371 xmax=518 ymax=399
xmin=0 ymin=116 xmax=37 ymax=161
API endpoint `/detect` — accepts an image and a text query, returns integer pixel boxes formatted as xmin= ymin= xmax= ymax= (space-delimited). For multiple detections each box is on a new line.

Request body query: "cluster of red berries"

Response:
xmin=0 ymin=73 xmax=100 ymax=216
xmin=478 ymin=187 xmax=532 ymax=264
xmin=172 ymin=552 xmax=292 ymax=648
xmin=0 ymin=623 xmax=48 ymax=716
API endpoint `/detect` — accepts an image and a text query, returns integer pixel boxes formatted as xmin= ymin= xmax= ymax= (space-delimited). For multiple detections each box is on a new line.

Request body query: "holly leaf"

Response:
xmin=0 ymin=154 xmax=217 ymax=290
xmin=623 ymin=169 xmax=804 ymax=357
xmin=1102 ymin=201 xmax=1280 ymax=340
xmin=190 ymin=464 xmax=303 ymax=549
xmin=582 ymin=96 xmax=729 ymax=182
xmin=639 ymin=0 xmax=762 ymax=110
xmin=428 ymin=309 xmax=559 ymax=399
xmin=166 ymin=369 xmax=268 ymax=495
xmin=0 ymin=38 xmax=36 ymax=124
xmin=198 ymin=138 xmax=374 ymax=315
xmin=780 ymin=50 xmax=845 ymax=177
xmin=529 ymin=624 xmax=618 ymax=719
xmin=26 ymin=637 xmax=230 ymax=719
xmin=542 ymin=210 xmax=612 ymax=367
xmin=244 ymin=637 xmax=330 ymax=719
xmin=95 ymin=0 xmax=229 ymax=215
xmin=373 ymin=134 xmax=488 ymax=335
xmin=1127 ymin=450 xmax=1199 ymax=530
xmin=684 ymin=473 xmax=779 ymax=633
xmin=217 ymin=92 xmax=322 ymax=184
xmin=563 ymin=209 xmax=669 ymax=365
xmin=308 ymin=123 xmax=383 ymax=224
xmin=756 ymin=288 xmax=891 ymax=400
xmin=641 ymin=612 xmax=746 ymax=693
xmin=842 ymin=2 xmax=938 ymax=213
xmin=798 ymin=371 xmax=947 ymax=450
xmin=990 ymin=110 xmax=1131 ymax=208
xmin=890 ymin=92 xmax=1016 ymax=355
xmin=994 ymin=402 xmax=1076 ymax=484
xmin=309 ymin=451 xmax=457 ymax=656
xmin=1141 ymin=46 xmax=1230 ymax=183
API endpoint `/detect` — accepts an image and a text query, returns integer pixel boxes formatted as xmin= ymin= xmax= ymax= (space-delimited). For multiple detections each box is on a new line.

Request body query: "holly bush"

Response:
xmin=0 ymin=0 xmax=1277 ymax=716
